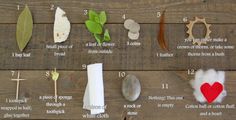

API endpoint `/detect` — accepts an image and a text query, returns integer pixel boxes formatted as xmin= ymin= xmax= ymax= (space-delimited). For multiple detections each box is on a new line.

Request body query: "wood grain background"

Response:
xmin=0 ymin=0 xmax=235 ymax=120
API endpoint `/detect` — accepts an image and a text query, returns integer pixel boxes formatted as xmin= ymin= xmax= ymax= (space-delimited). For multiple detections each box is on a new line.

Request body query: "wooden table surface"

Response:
xmin=0 ymin=0 xmax=235 ymax=120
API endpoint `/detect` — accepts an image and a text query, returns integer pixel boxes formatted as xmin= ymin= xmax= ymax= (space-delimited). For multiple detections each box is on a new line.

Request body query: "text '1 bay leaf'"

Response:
xmin=16 ymin=5 xmax=33 ymax=52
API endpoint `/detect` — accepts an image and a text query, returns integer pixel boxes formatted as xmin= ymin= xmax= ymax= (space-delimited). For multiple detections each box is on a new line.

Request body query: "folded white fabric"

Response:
xmin=83 ymin=63 xmax=105 ymax=114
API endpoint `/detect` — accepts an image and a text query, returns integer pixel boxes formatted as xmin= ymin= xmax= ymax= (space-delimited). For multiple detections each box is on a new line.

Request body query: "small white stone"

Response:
xmin=54 ymin=7 xmax=71 ymax=43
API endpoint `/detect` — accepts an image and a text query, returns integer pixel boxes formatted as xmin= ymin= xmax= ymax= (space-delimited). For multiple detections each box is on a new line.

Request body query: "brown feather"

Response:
xmin=158 ymin=10 xmax=169 ymax=51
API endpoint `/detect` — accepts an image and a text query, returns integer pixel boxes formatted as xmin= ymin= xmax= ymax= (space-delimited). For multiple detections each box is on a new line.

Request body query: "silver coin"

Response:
xmin=128 ymin=31 xmax=140 ymax=40
xmin=122 ymin=74 xmax=141 ymax=102
xmin=129 ymin=22 xmax=140 ymax=33
xmin=124 ymin=19 xmax=135 ymax=29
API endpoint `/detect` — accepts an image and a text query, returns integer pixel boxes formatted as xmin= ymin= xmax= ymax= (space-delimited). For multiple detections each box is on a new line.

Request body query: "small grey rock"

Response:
xmin=122 ymin=74 xmax=141 ymax=102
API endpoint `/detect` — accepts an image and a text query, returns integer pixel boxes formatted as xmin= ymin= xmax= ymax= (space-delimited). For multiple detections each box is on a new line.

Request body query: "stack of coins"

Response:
xmin=124 ymin=19 xmax=140 ymax=40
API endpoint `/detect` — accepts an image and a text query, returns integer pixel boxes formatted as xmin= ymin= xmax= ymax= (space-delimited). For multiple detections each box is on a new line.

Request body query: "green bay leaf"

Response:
xmin=85 ymin=20 xmax=103 ymax=34
xmin=16 ymin=5 xmax=33 ymax=52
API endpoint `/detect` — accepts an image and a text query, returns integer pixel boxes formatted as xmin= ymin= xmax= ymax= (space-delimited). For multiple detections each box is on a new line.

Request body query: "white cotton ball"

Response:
xmin=190 ymin=69 xmax=206 ymax=103
xmin=190 ymin=69 xmax=226 ymax=103
xmin=217 ymin=71 xmax=225 ymax=83
xmin=215 ymin=71 xmax=227 ymax=103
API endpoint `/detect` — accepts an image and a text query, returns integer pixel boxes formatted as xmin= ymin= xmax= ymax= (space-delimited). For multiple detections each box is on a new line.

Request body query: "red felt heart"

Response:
xmin=200 ymin=82 xmax=223 ymax=103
